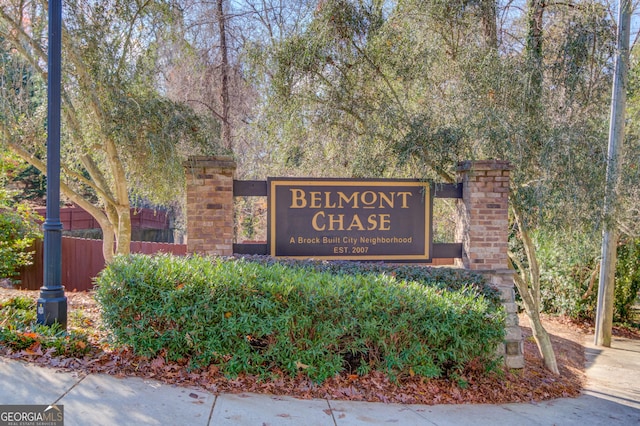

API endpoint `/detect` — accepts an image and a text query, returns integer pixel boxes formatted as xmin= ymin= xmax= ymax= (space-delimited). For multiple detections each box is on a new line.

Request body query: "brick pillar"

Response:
xmin=184 ymin=156 xmax=236 ymax=256
xmin=455 ymin=160 xmax=511 ymax=270
xmin=455 ymin=160 xmax=524 ymax=369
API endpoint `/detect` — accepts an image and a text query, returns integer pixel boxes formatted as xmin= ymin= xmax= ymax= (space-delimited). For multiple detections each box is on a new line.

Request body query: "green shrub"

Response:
xmin=615 ymin=238 xmax=640 ymax=324
xmin=536 ymin=229 xmax=600 ymax=320
xmin=0 ymin=297 xmax=91 ymax=357
xmin=95 ymin=254 xmax=505 ymax=383
xmin=537 ymin=230 xmax=640 ymax=324
xmin=236 ymin=255 xmax=502 ymax=306
xmin=0 ymin=188 xmax=42 ymax=281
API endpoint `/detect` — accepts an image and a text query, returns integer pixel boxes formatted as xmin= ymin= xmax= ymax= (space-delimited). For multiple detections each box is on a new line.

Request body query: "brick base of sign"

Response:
xmin=455 ymin=160 xmax=512 ymax=271
xmin=482 ymin=269 xmax=525 ymax=369
xmin=184 ymin=156 xmax=236 ymax=256
xmin=454 ymin=160 xmax=524 ymax=368
xmin=456 ymin=160 xmax=524 ymax=368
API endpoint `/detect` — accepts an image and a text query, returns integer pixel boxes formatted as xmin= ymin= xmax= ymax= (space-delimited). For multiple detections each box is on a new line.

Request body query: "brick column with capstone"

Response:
xmin=455 ymin=160 xmax=524 ymax=369
xmin=184 ymin=156 xmax=236 ymax=256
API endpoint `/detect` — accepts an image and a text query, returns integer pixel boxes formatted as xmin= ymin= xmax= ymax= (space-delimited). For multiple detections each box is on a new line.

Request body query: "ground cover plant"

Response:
xmin=94 ymin=254 xmax=505 ymax=383
xmin=0 ymin=296 xmax=91 ymax=358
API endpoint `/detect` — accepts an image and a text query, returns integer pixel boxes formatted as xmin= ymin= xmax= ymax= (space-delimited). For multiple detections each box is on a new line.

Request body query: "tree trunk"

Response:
xmin=511 ymin=205 xmax=559 ymax=375
xmin=526 ymin=0 xmax=544 ymax=105
xmin=525 ymin=299 xmax=559 ymax=374
xmin=480 ymin=0 xmax=498 ymax=50
xmin=596 ymin=229 xmax=618 ymax=346
xmin=3 ymin=135 xmax=127 ymax=264
xmin=217 ymin=0 xmax=232 ymax=150
xmin=115 ymin=205 xmax=132 ymax=256
xmin=595 ymin=0 xmax=631 ymax=347
xmin=513 ymin=270 xmax=559 ymax=374
xmin=508 ymin=2 xmax=558 ymax=374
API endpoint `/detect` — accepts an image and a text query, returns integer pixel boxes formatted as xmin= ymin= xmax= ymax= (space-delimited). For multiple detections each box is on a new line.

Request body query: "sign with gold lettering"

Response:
xmin=268 ymin=178 xmax=432 ymax=261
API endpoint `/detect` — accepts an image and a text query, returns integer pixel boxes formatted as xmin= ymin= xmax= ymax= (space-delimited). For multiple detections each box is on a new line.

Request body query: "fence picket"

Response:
xmin=18 ymin=237 xmax=187 ymax=291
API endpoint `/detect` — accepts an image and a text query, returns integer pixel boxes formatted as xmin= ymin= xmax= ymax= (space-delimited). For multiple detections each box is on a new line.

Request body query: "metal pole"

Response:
xmin=37 ymin=0 xmax=67 ymax=328
xmin=594 ymin=0 xmax=630 ymax=346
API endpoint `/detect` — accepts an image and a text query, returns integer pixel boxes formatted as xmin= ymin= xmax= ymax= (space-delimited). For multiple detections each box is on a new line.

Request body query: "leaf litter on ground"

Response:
xmin=3 ymin=287 xmax=636 ymax=405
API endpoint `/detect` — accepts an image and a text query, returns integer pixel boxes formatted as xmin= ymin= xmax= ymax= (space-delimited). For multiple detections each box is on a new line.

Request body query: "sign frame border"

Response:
xmin=267 ymin=177 xmax=433 ymax=262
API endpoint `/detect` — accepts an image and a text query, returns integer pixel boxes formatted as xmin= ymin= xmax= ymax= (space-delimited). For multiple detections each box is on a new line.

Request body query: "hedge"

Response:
xmin=95 ymin=254 xmax=505 ymax=383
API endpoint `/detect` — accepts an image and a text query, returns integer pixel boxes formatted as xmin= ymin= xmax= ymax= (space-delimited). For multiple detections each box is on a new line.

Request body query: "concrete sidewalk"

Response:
xmin=1 ymin=336 xmax=639 ymax=425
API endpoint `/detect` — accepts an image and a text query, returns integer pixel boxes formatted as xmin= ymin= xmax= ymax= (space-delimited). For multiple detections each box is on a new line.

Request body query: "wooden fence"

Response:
xmin=34 ymin=206 xmax=171 ymax=231
xmin=18 ymin=237 xmax=187 ymax=292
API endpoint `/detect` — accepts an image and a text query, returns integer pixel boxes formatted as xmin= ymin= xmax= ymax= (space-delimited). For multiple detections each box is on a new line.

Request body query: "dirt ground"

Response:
xmin=2 ymin=287 xmax=636 ymax=405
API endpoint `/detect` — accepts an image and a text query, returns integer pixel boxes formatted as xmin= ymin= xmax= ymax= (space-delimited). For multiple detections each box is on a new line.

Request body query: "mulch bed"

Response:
xmin=0 ymin=288 xmax=603 ymax=404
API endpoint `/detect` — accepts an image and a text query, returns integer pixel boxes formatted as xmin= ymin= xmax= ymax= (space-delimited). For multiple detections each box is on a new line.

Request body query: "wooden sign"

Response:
xmin=268 ymin=178 xmax=432 ymax=261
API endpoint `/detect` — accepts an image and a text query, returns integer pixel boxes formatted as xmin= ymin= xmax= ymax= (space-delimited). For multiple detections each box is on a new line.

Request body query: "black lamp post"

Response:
xmin=37 ymin=0 xmax=67 ymax=328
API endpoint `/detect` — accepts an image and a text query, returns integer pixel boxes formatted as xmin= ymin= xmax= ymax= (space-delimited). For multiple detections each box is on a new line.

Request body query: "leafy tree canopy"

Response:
xmin=0 ymin=1 xmax=223 ymax=260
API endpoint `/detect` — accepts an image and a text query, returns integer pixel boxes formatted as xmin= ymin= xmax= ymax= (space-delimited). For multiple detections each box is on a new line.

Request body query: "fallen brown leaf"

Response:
xmin=1 ymin=288 xmax=623 ymax=405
